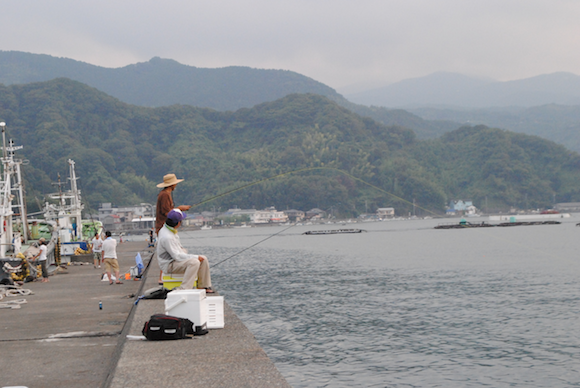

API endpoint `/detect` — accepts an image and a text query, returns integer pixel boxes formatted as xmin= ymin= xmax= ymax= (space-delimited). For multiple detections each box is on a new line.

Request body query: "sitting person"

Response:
xmin=157 ymin=209 xmax=214 ymax=292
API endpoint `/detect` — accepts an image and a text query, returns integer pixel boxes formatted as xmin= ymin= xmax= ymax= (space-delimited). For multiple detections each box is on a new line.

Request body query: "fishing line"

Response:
xmin=211 ymin=223 xmax=297 ymax=267
xmin=185 ymin=166 xmax=443 ymax=267
xmin=190 ymin=166 xmax=444 ymax=217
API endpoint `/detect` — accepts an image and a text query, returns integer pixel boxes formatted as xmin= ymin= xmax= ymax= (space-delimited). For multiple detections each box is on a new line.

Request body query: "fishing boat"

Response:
xmin=42 ymin=159 xmax=99 ymax=262
xmin=0 ymin=123 xmax=58 ymax=283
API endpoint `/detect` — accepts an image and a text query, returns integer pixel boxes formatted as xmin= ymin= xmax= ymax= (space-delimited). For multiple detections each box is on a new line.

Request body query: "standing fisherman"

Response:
xmin=155 ymin=174 xmax=191 ymax=234
xmin=155 ymin=173 xmax=191 ymax=284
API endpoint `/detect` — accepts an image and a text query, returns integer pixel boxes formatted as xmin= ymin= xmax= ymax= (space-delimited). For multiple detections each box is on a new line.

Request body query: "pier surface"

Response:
xmin=0 ymin=240 xmax=290 ymax=388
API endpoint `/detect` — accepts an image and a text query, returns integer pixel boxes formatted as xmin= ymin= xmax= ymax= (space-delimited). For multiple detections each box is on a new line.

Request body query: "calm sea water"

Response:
xmin=180 ymin=217 xmax=580 ymax=387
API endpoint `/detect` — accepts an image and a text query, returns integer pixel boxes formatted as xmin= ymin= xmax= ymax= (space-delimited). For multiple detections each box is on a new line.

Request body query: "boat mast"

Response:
xmin=11 ymin=139 xmax=29 ymax=242
xmin=44 ymin=159 xmax=84 ymax=241
xmin=67 ymin=159 xmax=83 ymax=239
xmin=0 ymin=123 xmax=27 ymax=255
xmin=0 ymin=122 xmax=12 ymax=257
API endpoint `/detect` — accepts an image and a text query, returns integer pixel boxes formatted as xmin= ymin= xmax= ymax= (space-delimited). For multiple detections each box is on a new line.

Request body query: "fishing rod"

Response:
xmin=186 ymin=166 xmax=444 ymax=267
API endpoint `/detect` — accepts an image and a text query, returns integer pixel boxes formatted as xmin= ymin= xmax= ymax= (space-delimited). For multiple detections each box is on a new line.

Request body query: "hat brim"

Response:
xmin=156 ymin=178 xmax=184 ymax=188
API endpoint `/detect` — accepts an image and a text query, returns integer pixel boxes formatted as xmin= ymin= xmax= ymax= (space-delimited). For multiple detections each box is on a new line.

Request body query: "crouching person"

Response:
xmin=157 ymin=209 xmax=214 ymax=293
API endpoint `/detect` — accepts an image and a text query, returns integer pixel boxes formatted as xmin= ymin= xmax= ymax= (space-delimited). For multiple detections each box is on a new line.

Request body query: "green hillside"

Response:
xmin=410 ymin=105 xmax=580 ymax=153
xmin=1 ymin=78 xmax=578 ymax=217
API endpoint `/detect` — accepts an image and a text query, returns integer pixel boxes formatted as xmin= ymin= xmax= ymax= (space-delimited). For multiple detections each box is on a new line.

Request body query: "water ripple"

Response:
xmin=194 ymin=244 xmax=580 ymax=387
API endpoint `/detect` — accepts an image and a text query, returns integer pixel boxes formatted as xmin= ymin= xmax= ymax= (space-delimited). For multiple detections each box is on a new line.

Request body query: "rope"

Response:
xmin=0 ymin=285 xmax=33 ymax=301
xmin=0 ymin=299 xmax=27 ymax=309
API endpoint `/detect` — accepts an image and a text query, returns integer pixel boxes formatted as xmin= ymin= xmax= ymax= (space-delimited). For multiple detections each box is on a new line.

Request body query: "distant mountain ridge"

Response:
xmin=7 ymin=50 xmax=580 ymax=153
xmin=0 ymin=51 xmax=342 ymax=110
xmin=348 ymin=71 xmax=580 ymax=108
xmin=0 ymin=50 xmax=459 ymax=138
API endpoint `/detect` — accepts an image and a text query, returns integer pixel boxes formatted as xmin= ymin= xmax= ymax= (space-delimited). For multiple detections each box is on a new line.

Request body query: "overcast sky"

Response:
xmin=2 ymin=0 xmax=579 ymax=93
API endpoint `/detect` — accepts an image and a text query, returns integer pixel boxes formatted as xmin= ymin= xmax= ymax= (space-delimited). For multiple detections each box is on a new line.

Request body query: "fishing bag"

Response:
xmin=142 ymin=314 xmax=194 ymax=341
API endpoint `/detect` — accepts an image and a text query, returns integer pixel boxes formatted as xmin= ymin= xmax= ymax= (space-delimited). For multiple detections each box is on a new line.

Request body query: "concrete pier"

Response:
xmin=0 ymin=240 xmax=290 ymax=388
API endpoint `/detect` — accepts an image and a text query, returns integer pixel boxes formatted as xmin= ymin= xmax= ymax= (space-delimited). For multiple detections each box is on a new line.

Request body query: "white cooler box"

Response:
xmin=165 ymin=289 xmax=208 ymax=334
xmin=206 ymin=296 xmax=224 ymax=329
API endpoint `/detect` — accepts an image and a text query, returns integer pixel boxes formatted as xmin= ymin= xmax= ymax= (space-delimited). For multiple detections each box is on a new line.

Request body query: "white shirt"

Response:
xmin=38 ymin=244 xmax=47 ymax=261
xmin=157 ymin=225 xmax=199 ymax=273
xmin=102 ymin=237 xmax=117 ymax=259
xmin=91 ymin=237 xmax=103 ymax=253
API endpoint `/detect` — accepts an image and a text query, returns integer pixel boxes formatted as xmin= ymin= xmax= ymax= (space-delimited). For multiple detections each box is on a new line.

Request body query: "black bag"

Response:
xmin=142 ymin=286 xmax=170 ymax=299
xmin=142 ymin=314 xmax=194 ymax=340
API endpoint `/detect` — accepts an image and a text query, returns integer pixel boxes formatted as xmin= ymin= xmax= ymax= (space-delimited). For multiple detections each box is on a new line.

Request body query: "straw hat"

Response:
xmin=156 ymin=173 xmax=184 ymax=188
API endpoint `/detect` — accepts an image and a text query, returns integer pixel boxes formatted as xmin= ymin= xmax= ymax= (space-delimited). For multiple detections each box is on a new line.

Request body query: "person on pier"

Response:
xmin=155 ymin=174 xmax=191 ymax=235
xmin=102 ymin=231 xmax=123 ymax=285
xmin=155 ymin=173 xmax=191 ymax=284
xmin=157 ymin=209 xmax=214 ymax=293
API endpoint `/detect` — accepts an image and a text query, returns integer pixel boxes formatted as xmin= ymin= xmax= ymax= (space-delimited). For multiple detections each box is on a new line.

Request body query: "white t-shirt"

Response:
xmin=102 ymin=237 xmax=117 ymax=259
xmin=39 ymin=244 xmax=47 ymax=261
xmin=91 ymin=237 xmax=103 ymax=253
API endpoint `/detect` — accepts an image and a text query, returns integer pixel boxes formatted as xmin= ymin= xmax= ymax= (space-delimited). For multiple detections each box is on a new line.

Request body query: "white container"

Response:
xmin=165 ymin=289 xmax=207 ymax=331
xmin=206 ymin=296 xmax=224 ymax=329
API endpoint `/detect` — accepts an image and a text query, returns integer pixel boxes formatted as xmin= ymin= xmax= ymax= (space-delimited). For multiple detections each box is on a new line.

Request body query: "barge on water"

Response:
xmin=303 ymin=228 xmax=365 ymax=235
xmin=435 ymin=220 xmax=561 ymax=229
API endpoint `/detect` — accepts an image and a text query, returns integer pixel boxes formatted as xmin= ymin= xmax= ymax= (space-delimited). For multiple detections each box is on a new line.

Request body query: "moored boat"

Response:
xmin=0 ymin=122 xmax=58 ymax=283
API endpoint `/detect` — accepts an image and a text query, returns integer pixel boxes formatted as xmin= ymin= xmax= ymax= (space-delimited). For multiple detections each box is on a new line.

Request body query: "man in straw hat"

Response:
xmin=157 ymin=209 xmax=214 ymax=292
xmin=155 ymin=173 xmax=191 ymax=235
xmin=156 ymin=173 xmax=191 ymax=285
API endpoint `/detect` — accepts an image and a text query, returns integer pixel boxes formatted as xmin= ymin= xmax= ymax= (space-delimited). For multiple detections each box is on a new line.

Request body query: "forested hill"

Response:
xmin=1 ymin=78 xmax=579 ymax=216
xmin=0 ymin=50 xmax=459 ymax=138
xmin=410 ymin=104 xmax=580 ymax=153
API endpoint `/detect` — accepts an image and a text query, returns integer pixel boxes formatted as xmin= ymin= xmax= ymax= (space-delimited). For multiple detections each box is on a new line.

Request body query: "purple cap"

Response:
xmin=167 ymin=208 xmax=187 ymax=223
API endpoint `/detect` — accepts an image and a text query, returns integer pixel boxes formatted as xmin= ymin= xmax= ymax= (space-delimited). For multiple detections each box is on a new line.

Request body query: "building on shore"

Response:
xmin=306 ymin=208 xmax=326 ymax=220
xmin=284 ymin=209 xmax=305 ymax=222
xmin=253 ymin=207 xmax=289 ymax=224
xmin=377 ymin=207 xmax=395 ymax=218
xmin=554 ymin=202 xmax=580 ymax=212
xmin=98 ymin=203 xmax=154 ymax=232
xmin=447 ymin=200 xmax=478 ymax=216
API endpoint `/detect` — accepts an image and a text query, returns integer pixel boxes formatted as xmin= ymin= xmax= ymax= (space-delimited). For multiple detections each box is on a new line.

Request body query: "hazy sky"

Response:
xmin=2 ymin=0 xmax=579 ymax=93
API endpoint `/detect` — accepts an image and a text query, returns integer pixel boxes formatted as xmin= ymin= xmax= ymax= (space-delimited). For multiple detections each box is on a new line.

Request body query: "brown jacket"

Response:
xmin=155 ymin=188 xmax=174 ymax=234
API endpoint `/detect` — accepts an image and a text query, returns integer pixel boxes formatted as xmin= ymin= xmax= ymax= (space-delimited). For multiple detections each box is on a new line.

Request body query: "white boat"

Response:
xmin=43 ymin=159 xmax=83 ymax=242
xmin=43 ymin=159 xmax=97 ymax=262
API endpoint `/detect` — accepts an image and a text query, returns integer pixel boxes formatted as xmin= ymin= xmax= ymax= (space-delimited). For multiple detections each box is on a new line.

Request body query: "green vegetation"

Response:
xmin=1 ymin=78 xmax=579 ymax=218
xmin=410 ymin=105 xmax=580 ymax=153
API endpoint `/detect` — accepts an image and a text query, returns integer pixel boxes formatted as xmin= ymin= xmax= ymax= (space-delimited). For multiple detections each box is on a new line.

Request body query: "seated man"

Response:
xmin=157 ymin=209 xmax=214 ymax=292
